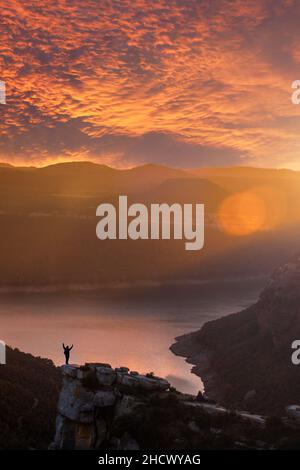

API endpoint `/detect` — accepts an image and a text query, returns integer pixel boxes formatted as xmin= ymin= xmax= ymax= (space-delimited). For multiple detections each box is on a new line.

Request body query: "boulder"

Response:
xmin=61 ymin=365 xmax=79 ymax=378
xmin=96 ymin=366 xmax=116 ymax=386
xmin=77 ymin=368 xmax=91 ymax=380
xmin=86 ymin=362 xmax=112 ymax=369
xmin=115 ymin=367 xmax=129 ymax=373
xmin=157 ymin=379 xmax=170 ymax=391
xmin=79 ymin=402 xmax=95 ymax=423
xmin=114 ymin=395 xmax=140 ymax=419
xmin=120 ymin=374 xmax=139 ymax=387
xmin=57 ymin=378 xmax=94 ymax=422
xmin=286 ymin=405 xmax=300 ymax=423
xmin=136 ymin=376 xmax=158 ymax=390
xmin=53 ymin=414 xmax=75 ymax=450
xmin=136 ymin=375 xmax=170 ymax=391
xmin=94 ymin=390 xmax=116 ymax=408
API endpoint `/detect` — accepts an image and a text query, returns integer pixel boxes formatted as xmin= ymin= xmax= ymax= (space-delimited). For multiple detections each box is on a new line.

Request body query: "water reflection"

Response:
xmin=0 ymin=278 xmax=266 ymax=394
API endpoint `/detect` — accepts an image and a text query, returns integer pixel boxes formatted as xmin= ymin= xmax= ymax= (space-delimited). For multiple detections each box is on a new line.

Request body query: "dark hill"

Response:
xmin=150 ymin=177 xmax=227 ymax=212
xmin=0 ymin=347 xmax=61 ymax=449
xmin=171 ymin=256 xmax=300 ymax=416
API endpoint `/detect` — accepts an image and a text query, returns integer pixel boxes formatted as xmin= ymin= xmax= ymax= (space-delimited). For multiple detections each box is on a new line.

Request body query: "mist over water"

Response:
xmin=0 ymin=278 xmax=266 ymax=394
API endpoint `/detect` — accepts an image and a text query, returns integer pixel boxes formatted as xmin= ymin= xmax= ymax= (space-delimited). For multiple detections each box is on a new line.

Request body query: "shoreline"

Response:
xmin=170 ymin=332 xmax=220 ymax=400
xmin=0 ymin=274 xmax=268 ymax=294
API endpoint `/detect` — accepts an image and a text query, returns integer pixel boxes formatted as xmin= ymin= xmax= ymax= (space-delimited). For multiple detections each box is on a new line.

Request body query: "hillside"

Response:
xmin=0 ymin=347 xmax=61 ymax=449
xmin=171 ymin=256 xmax=300 ymax=416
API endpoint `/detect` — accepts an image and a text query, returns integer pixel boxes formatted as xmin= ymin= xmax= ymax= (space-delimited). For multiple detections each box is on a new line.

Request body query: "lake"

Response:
xmin=0 ymin=278 xmax=266 ymax=394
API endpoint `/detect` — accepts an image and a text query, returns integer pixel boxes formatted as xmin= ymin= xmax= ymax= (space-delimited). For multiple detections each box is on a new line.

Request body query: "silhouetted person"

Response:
xmin=196 ymin=391 xmax=205 ymax=402
xmin=63 ymin=343 xmax=73 ymax=365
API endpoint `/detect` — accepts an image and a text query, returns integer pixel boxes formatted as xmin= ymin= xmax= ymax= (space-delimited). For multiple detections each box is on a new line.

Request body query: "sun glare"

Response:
xmin=217 ymin=187 xmax=287 ymax=236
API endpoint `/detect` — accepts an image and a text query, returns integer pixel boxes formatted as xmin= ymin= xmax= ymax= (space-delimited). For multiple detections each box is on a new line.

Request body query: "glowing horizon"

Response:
xmin=1 ymin=158 xmax=300 ymax=173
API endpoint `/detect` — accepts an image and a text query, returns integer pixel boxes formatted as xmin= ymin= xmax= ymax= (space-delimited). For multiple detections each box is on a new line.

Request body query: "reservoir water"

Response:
xmin=0 ymin=278 xmax=266 ymax=394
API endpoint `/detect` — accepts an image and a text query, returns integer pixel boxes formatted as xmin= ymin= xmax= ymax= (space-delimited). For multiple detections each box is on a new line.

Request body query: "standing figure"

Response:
xmin=62 ymin=343 xmax=73 ymax=365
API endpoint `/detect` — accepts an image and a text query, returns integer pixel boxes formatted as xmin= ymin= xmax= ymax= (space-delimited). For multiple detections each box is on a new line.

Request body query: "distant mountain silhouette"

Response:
xmin=0 ymin=161 xmax=188 ymax=196
xmin=0 ymin=161 xmax=298 ymax=287
xmin=148 ymin=177 xmax=227 ymax=212
xmin=191 ymin=167 xmax=300 ymax=210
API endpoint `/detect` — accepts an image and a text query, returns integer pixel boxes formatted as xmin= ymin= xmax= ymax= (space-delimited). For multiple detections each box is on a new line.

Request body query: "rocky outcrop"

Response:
xmin=50 ymin=363 xmax=169 ymax=450
xmin=171 ymin=256 xmax=300 ymax=416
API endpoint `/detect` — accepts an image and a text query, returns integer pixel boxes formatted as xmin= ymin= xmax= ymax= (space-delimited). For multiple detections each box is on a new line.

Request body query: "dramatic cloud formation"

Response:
xmin=1 ymin=0 xmax=300 ymax=168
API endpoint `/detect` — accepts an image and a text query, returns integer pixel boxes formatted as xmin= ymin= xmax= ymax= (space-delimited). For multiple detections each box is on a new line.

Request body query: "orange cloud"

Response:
xmin=1 ymin=0 xmax=300 ymax=168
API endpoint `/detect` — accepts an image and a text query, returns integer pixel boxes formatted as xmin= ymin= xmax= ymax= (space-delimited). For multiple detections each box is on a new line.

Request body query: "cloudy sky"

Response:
xmin=1 ymin=0 xmax=300 ymax=168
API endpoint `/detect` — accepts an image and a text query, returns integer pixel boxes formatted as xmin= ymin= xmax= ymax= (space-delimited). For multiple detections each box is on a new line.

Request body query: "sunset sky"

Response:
xmin=1 ymin=0 xmax=300 ymax=169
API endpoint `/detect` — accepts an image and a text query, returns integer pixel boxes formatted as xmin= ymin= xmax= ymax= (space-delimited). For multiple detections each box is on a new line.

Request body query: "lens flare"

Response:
xmin=216 ymin=187 xmax=287 ymax=237
xmin=217 ymin=191 xmax=266 ymax=236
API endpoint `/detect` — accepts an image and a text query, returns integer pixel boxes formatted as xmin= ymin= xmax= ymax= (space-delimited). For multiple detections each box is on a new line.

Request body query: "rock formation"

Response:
xmin=51 ymin=363 xmax=170 ymax=450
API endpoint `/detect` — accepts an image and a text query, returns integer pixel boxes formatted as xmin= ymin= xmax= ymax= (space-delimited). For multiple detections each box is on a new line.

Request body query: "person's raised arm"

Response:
xmin=70 ymin=345 xmax=73 ymax=350
xmin=63 ymin=343 xmax=65 ymax=350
